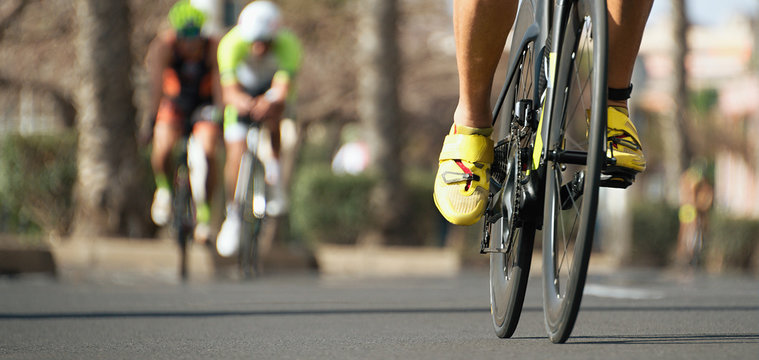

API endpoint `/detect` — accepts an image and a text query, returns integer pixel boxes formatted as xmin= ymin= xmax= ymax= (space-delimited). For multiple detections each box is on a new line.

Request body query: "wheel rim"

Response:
xmin=489 ymin=32 xmax=538 ymax=337
xmin=490 ymin=221 xmax=522 ymax=325
xmin=542 ymin=5 xmax=605 ymax=339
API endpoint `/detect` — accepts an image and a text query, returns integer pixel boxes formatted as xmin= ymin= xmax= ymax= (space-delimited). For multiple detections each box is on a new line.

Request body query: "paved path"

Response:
xmin=1 ymin=269 xmax=757 ymax=359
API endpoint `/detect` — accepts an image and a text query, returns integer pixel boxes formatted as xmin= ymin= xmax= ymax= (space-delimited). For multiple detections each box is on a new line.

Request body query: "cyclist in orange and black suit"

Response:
xmin=145 ymin=0 xmax=223 ymax=243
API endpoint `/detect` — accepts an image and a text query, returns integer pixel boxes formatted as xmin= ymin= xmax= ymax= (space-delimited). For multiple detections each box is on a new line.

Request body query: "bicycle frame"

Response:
xmin=493 ymin=0 xmax=581 ymax=167
xmin=489 ymin=0 xmax=607 ymax=222
xmin=486 ymin=0 xmax=608 ymax=343
xmin=233 ymin=123 xmax=266 ymax=218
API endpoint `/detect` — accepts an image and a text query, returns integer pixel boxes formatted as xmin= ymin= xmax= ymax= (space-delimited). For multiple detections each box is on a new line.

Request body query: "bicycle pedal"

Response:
xmin=600 ymin=168 xmax=636 ymax=189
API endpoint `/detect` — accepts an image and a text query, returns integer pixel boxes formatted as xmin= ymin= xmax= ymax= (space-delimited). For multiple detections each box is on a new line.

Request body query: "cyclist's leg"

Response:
xmin=261 ymin=108 xmax=286 ymax=216
xmin=189 ymin=115 xmax=221 ymax=243
xmin=266 ymin=116 xmax=282 ymax=159
xmin=452 ymin=0 xmax=517 ymax=129
xmin=223 ymin=140 xmax=246 ymax=209
xmin=217 ymin=107 xmax=247 ymax=256
xmin=607 ymin=0 xmax=654 ymax=107
xmin=434 ymin=0 xmax=517 ymax=226
xmin=150 ymin=100 xmax=182 ymax=226
xmin=603 ymin=0 xmax=654 ymax=180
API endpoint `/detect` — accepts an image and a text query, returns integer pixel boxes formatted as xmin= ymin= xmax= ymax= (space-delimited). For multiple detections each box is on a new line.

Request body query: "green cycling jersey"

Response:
xmin=218 ymin=27 xmax=302 ymax=94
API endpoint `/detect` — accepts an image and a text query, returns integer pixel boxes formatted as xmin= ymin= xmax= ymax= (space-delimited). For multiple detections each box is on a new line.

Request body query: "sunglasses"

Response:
xmin=177 ymin=25 xmax=202 ymax=39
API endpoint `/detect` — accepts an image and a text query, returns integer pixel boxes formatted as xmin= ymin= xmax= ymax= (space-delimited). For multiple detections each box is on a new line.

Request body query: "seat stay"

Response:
xmin=492 ymin=22 xmax=540 ymax=124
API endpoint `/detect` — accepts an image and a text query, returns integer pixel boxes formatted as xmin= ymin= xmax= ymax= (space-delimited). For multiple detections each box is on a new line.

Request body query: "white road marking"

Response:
xmin=584 ymin=284 xmax=665 ymax=300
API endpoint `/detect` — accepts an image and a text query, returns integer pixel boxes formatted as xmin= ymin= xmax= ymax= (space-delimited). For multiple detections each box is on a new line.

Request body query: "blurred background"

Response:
xmin=0 ymin=0 xmax=757 ymax=277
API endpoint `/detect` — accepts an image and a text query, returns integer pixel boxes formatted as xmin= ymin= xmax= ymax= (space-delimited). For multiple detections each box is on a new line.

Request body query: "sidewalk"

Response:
xmin=0 ymin=234 xmax=317 ymax=282
xmin=1 ymin=234 xmax=621 ymax=282
xmin=51 ymin=237 xmax=216 ymax=282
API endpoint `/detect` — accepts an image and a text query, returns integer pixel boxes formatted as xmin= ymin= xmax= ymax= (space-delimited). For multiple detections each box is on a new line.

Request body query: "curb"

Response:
xmin=315 ymin=244 xmax=461 ymax=278
xmin=2 ymin=236 xmax=621 ymax=280
xmin=0 ymin=248 xmax=56 ymax=276
xmin=51 ymin=237 xmax=216 ymax=281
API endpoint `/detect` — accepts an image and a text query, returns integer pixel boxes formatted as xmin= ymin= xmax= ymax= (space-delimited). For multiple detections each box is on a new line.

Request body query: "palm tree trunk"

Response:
xmin=662 ymin=0 xmax=692 ymax=205
xmin=72 ymin=0 xmax=149 ymax=236
xmin=356 ymin=0 xmax=409 ymax=245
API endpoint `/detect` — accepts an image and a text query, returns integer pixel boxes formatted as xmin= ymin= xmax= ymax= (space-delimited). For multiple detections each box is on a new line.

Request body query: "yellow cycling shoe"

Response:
xmin=433 ymin=125 xmax=494 ymax=226
xmin=603 ymin=107 xmax=646 ymax=188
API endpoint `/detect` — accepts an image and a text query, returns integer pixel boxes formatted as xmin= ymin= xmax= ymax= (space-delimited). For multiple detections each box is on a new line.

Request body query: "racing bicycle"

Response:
xmin=166 ymin=107 xmax=219 ymax=281
xmin=482 ymin=0 xmax=611 ymax=343
xmin=230 ymin=120 xmax=267 ymax=279
xmin=171 ymin=135 xmax=196 ymax=281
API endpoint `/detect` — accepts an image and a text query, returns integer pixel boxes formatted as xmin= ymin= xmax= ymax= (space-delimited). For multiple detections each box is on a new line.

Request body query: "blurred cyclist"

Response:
xmin=215 ymin=1 xmax=302 ymax=257
xmin=145 ymin=0 xmax=223 ymax=243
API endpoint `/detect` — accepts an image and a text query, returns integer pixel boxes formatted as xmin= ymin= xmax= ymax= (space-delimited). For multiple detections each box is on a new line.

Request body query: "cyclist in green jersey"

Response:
xmin=215 ymin=0 xmax=302 ymax=257
xmin=434 ymin=0 xmax=653 ymax=225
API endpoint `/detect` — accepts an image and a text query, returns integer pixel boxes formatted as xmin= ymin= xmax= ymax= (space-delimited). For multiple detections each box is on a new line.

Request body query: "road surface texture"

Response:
xmin=1 ymin=269 xmax=757 ymax=359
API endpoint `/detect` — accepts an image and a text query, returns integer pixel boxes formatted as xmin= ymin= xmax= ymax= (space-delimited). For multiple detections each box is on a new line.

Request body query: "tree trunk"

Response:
xmin=662 ymin=0 xmax=692 ymax=206
xmin=356 ymin=0 xmax=409 ymax=245
xmin=72 ymin=0 xmax=149 ymax=237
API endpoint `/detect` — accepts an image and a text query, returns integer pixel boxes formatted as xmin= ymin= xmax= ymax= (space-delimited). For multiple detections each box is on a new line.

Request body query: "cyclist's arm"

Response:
xmin=249 ymin=31 xmax=302 ymax=124
xmin=271 ymin=30 xmax=302 ymax=103
xmin=207 ymin=36 xmax=225 ymax=112
xmin=145 ymin=31 xmax=172 ymax=120
xmin=264 ymin=71 xmax=290 ymax=105
xmin=221 ymin=84 xmax=256 ymax=116
xmin=217 ymin=29 xmax=256 ymax=116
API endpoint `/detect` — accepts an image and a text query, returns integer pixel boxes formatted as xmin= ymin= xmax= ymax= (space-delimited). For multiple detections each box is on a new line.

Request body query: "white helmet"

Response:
xmin=237 ymin=1 xmax=281 ymax=42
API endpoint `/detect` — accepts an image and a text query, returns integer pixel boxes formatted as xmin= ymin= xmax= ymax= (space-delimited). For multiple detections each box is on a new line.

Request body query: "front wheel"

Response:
xmin=541 ymin=0 xmax=607 ymax=343
xmin=238 ymin=156 xmax=266 ymax=279
xmin=174 ymin=168 xmax=194 ymax=281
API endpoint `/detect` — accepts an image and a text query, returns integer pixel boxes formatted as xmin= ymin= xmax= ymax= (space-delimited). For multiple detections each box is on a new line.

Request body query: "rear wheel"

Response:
xmin=489 ymin=220 xmax=536 ymax=337
xmin=174 ymin=162 xmax=194 ymax=281
xmin=541 ymin=0 xmax=607 ymax=343
xmin=489 ymin=0 xmax=539 ymax=338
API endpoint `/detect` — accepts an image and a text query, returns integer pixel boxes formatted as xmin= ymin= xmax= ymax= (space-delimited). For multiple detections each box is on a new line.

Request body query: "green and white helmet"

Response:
xmin=168 ymin=0 xmax=206 ymax=38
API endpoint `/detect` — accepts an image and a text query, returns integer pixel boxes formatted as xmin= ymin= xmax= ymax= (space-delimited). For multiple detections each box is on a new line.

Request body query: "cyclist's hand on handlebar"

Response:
xmin=232 ymin=97 xmax=256 ymax=117
xmin=252 ymin=97 xmax=284 ymax=124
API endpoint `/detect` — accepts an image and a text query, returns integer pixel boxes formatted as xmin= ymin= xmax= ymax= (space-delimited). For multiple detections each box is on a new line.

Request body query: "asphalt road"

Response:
xmin=1 ymin=269 xmax=757 ymax=359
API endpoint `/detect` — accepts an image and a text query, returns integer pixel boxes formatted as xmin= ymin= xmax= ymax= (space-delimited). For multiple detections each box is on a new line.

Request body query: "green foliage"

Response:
xmin=290 ymin=163 xmax=442 ymax=247
xmin=630 ymin=200 xmax=679 ymax=266
xmin=0 ymin=132 xmax=77 ymax=235
xmin=630 ymin=201 xmax=759 ymax=271
xmin=290 ymin=164 xmax=374 ymax=246
xmin=690 ymin=87 xmax=719 ymax=117
xmin=706 ymin=214 xmax=759 ymax=271
xmin=401 ymin=169 xmax=441 ymax=246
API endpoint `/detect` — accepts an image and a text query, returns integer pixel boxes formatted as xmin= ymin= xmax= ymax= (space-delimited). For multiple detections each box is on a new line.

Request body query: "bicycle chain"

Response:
xmin=505 ymin=122 xmax=525 ymax=253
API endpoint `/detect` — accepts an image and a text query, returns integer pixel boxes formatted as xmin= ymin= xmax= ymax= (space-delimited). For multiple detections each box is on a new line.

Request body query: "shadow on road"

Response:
xmin=0 ymin=307 xmax=490 ymax=320
xmin=569 ymin=333 xmax=759 ymax=345
xmin=2 ymin=304 xmax=756 ymax=320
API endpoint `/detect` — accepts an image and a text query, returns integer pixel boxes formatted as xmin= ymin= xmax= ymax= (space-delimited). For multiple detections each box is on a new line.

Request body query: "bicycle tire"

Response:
xmin=238 ymin=153 xmax=266 ymax=279
xmin=488 ymin=0 xmax=540 ymax=338
xmin=174 ymin=159 xmax=194 ymax=281
xmin=489 ymin=224 xmax=536 ymax=337
xmin=541 ymin=0 xmax=607 ymax=343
